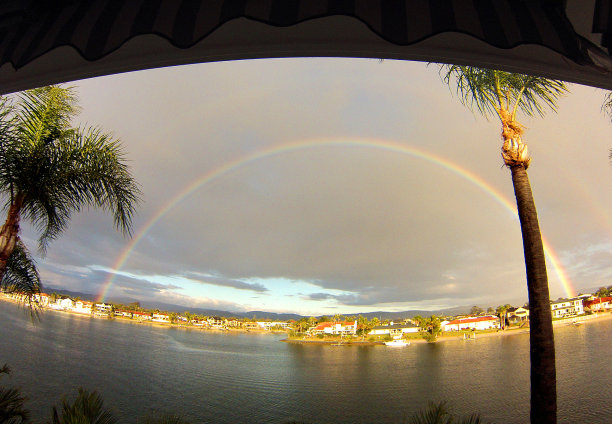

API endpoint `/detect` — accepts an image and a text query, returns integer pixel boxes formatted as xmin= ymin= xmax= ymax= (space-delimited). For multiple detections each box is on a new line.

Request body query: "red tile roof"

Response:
xmin=584 ymin=297 xmax=611 ymax=307
xmin=314 ymin=321 xmax=356 ymax=330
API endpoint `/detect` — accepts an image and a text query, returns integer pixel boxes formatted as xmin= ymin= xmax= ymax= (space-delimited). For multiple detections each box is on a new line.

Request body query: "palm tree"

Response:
xmin=440 ymin=65 xmax=567 ymax=424
xmin=0 ymin=86 xmax=140 ymax=300
xmin=410 ymin=401 xmax=486 ymax=424
xmin=0 ymin=364 xmax=29 ymax=424
xmin=48 ymin=388 xmax=116 ymax=424
xmin=604 ymin=91 xmax=611 ymax=121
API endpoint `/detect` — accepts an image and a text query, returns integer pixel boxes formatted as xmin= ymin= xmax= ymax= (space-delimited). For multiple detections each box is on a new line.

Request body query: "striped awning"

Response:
xmin=0 ymin=0 xmax=610 ymax=94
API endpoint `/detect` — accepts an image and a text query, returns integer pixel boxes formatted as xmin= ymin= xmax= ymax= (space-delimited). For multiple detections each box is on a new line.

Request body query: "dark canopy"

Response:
xmin=0 ymin=0 xmax=610 ymax=94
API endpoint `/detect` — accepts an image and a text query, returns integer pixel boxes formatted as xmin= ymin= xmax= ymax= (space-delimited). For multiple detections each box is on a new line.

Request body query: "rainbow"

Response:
xmin=97 ymin=137 xmax=575 ymax=302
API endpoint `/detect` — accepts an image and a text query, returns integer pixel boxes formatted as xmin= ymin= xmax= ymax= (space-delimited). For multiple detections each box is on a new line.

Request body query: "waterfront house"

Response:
xmin=208 ymin=317 xmax=227 ymax=328
xmin=583 ymin=297 xmax=611 ymax=312
xmin=72 ymin=301 xmax=93 ymax=315
xmin=310 ymin=321 xmax=357 ymax=335
xmin=94 ymin=303 xmax=112 ymax=317
xmin=506 ymin=306 xmax=529 ymax=324
xmin=152 ymin=313 xmax=170 ymax=323
xmin=442 ymin=315 xmax=500 ymax=331
xmin=132 ymin=311 xmax=152 ymax=321
xmin=550 ymin=297 xmax=584 ymax=318
xmin=257 ymin=321 xmax=292 ymax=330
xmin=242 ymin=322 xmax=259 ymax=330
xmin=58 ymin=298 xmax=74 ymax=310
xmin=369 ymin=322 xmax=419 ymax=336
xmin=114 ymin=310 xmax=133 ymax=318
xmin=226 ymin=319 xmax=241 ymax=328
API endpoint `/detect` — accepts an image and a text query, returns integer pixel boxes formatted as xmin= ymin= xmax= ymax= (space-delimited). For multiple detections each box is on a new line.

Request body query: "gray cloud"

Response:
xmin=25 ymin=59 xmax=612 ymax=313
xmin=184 ymin=271 xmax=268 ymax=292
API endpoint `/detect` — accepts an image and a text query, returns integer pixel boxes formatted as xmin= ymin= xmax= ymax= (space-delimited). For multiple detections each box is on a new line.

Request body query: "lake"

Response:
xmin=0 ymin=301 xmax=610 ymax=423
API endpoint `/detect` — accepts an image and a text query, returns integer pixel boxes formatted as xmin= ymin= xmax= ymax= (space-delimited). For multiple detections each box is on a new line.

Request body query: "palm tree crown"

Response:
xmin=0 ymin=85 xmax=140 ymax=300
xmin=440 ymin=66 xmax=567 ymax=168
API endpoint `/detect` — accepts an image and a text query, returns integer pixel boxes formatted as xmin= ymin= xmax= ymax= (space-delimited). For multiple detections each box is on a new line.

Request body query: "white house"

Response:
xmin=369 ymin=322 xmax=419 ymax=336
xmin=550 ymin=297 xmax=584 ymax=318
xmin=94 ymin=303 xmax=112 ymax=316
xmin=442 ymin=315 xmax=500 ymax=331
xmin=256 ymin=321 xmax=292 ymax=330
xmin=72 ymin=301 xmax=93 ymax=315
xmin=57 ymin=298 xmax=74 ymax=310
xmin=152 ymin=313 xmax=170 ymax=323
xmin=507 ymin=306 xmax=529 ymax=323
xmin=310 ymin=321 xmax=357 ymax=335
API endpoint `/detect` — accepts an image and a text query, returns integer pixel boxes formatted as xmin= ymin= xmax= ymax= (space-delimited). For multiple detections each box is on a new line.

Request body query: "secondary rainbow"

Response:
xmin=97 ymin=137 xmax=574 ymax=302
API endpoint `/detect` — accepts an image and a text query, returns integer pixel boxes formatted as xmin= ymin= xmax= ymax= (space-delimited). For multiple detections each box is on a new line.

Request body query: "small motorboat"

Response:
xmin=384 ymin=337 xmax=410 ymax=347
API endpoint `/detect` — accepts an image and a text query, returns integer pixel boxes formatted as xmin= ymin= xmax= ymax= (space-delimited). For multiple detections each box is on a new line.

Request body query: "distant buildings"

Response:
xmin=442 ymin=316 xmax=500 ymax=331
xmin=550 ymin=297 xmax=584 ymax=318
xmin=309 ymin=321 xmax=357 ymax=335
xmin=369 ymin=321 xmax=419 ymax=336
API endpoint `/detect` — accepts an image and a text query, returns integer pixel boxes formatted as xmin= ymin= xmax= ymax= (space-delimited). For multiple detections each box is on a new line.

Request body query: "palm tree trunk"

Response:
xmin=510 ymin=165 xmax=556 ymax=424
xmin=0 ymin=194 xmax=24 ymax=282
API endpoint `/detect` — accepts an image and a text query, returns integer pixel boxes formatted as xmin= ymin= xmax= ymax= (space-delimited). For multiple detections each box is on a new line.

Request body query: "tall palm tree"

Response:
xmin=0 ymin=86 xmax=140 ymax=300
xmin=604 ymin=91 xmax=611 ymax=121
xmin=440 ymin=65 xmax=567 ymax=424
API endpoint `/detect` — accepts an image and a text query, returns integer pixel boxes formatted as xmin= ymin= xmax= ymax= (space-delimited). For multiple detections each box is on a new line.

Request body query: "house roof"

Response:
xmin=446 ymin=316 xmax=499 ymax=325
xmin=314 ymin=321 xmax=356 ymax=330
xmin=584 ymin=297 xmax=611 ymax=306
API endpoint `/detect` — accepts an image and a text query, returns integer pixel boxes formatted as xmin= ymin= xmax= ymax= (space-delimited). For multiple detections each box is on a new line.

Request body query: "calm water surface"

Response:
xmin=0 ymin=301 xmax=610 ymax=423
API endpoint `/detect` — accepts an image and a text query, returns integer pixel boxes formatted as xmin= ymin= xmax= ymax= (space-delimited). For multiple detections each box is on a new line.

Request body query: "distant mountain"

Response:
xmin=43 ymin=287 xmax=469 ymax=320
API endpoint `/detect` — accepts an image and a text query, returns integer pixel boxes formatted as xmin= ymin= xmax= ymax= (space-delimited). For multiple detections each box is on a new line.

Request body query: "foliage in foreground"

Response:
xmin=409 ymin=401 xmax=487 ymax=424
xmin=2 ymin=366 xmax=487 ymax=424
xmin=49 ymin=388 xmax=117 ymax=424
xmin=0 ymin=364 xmax=29 ymax=424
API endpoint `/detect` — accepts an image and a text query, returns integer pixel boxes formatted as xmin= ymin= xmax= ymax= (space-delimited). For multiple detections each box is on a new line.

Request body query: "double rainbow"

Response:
xmin=96 ymin=137 xmax=574 ymax=302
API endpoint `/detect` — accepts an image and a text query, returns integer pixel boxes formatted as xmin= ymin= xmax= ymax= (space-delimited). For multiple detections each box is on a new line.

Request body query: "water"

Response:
xmin=0 ymin=301 xmax=610 ymax=423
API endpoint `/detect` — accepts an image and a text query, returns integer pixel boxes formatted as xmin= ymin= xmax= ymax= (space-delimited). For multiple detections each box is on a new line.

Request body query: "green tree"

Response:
xmin=48 ymin=388 xmax=116 ymax=424
xmin=440 ymin=65 xmax=567 ymax=424
xmin=0 ymin=86 xmax=140 ymax=298
xmin=496 ymin=304 xmax=512 ymax=330
xmin=0 ymin=364 xmax=29 ymax=424
xmin=412 ymin=315 xmax=424 ymax=328
xmin=423 ymin=315 xmax=441 ymax=343
xmin=469 ymin=306 xmax=484 ymax=316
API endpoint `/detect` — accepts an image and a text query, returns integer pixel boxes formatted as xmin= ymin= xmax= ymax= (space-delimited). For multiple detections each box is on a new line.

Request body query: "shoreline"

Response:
xmin=284 ymin=312 xmax=612 ymax=346
xmin=3 ymin=296 xmax=611 ymax=343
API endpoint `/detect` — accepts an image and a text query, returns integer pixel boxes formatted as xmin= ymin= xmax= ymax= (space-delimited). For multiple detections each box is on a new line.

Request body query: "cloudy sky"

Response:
xmin=19 ymin=58 xmax=612 ymax=316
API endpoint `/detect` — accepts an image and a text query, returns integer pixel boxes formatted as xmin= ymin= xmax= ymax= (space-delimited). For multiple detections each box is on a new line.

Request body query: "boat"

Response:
xmin=384 ymin=337 xmax=410 ymax=347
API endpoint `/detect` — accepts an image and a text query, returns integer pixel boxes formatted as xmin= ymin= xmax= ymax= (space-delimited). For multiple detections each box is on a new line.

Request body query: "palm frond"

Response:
xmin=604 ymin=91 xmax=612 ymax=122
xmin=16 ymin=86 xmax=78 ymax=148
xmin=2 ymin=240 xmax=41 ymax=303
xmin=438 ymin=64 xmax=567 ymax=123
xmin=138 ymin=414 xmax=192 ymax=424
xmin=410 ymin=401 xmax=452 ymax=424
xmin=49 ymin=388 xmax=117 ymax=424
xmin=0 ymin=364 xmax=30 ymax=424
xmin=22 ymin=126 xmax=141 ymax=250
